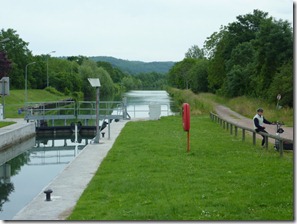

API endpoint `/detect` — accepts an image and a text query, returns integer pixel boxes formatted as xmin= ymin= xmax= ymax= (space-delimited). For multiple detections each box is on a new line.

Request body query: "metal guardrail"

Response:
xmin=210 ymin=112 xmax=293 ymax=157
xmin=126 ymin=103 xmax=172 ymax=118
xmin=24 ymin=100 xmax=130 ymax=126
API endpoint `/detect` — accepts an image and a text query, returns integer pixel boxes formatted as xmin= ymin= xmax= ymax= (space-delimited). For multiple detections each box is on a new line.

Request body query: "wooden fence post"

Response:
xmin=279 ymin=140 xmax=284 ymax=157
xmin=253 ymin=132 xmax=256 ymax=145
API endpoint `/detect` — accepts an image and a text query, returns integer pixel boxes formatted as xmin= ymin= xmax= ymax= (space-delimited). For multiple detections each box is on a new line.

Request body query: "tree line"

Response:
xmin=0 ymin=9 xmax=293 ymax=107
xmin=0 ymin=29 xmax=167 ymax=101
xmin=168 ymin=10 xmax=293 ymax=107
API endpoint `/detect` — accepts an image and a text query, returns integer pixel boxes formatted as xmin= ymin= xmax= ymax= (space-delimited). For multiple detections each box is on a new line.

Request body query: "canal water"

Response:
xmin=0 ymin=90 xmax=174 ymax=220
xmin=124 ymin=90 xmax=175 ymax=118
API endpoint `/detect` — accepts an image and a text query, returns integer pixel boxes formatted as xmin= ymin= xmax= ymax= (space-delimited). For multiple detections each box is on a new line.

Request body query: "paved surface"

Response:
xmin=215 ymin=105 xmax=293 ymax=141
xmin=0 ymin=118 xmax=29 ymax=134
xmin=12 ymin=119 xmax=129 ymax=220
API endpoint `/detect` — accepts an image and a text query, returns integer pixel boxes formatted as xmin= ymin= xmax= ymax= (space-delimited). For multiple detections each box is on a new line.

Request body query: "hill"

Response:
xmin=89 ymin=56 xmax=175 ymax=75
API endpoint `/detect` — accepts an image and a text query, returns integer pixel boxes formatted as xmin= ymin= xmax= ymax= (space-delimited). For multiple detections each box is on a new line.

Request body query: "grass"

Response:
xmin=0 ymin=121 xmax=15 ymax=127
xmin=168 ymin=88 xmax=293 ymax=126
xmin=67 ymin=115 xmax=293 ymax=221
xmin=2 ymin=89 xmax=68 ymax=119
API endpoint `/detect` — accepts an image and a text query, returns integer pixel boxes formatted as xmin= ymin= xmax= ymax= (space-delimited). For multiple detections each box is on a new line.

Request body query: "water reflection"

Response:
xmin=123 ymin=90 xmax=175 ymax=118
xmin=0 ymin=133 xmax=94 ymax=220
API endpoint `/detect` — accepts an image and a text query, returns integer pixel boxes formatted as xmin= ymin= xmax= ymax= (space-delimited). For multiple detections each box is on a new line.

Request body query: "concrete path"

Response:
xmin=12 ymin=119 xmax=129 ymax=220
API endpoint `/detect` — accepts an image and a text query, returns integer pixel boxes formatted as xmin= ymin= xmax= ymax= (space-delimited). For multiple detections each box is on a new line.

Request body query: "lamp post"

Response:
xmin=25 ymin=62 xmax=36 ymax=103
xmin=46 ymin=51 xmax=55 ymax=87
xmin=0 ymin=37 xmax=10 ymax=119
xmin=88 ymin=78 xmax=101 ymax=144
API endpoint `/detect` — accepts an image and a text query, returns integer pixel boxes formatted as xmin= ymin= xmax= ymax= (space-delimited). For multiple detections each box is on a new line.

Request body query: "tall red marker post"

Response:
xmin=182 ymin=103 xmax=190 ymax=152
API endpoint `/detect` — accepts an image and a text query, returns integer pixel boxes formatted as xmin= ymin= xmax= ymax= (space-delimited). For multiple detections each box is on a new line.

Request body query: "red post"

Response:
xmin=182 ymin=103 xmax=190 ymax=152
xmin=187 ymin=131 xmax=190 ymax=152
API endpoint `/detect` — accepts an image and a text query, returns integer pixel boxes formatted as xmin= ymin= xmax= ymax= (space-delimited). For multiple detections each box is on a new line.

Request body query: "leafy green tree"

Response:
xmin=79 ymin=60 xmax=115 ymax=100
xmin=0 ymin=51 xmax=11 ymax=78
xmin=168 ymin=58 xmax=196 ymax=89
xmin=267 ymin=60 xmax=293 ymax=107
xmin=185 ymin=45 xmax=205 ymax=59
xmin=223 ymin=42 xmax=256 ymax=96
xmin=203 ymin=9 xmax=293 ymax=107
xmin=0 ymin=29 xmax=33 ymax=89
xmin=188 ymin=59 xmax=209 ymax=93
xmin=252 ymin=18 xmax=293 ymax=97
xmin=96 ymin=61 xmax=126 ymax=83
xmin=136 ymin=72 xmax=166 ymax=89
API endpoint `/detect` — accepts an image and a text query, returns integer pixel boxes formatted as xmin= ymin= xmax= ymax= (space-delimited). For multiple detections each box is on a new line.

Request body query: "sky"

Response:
xmin=0 ymin=0 xmax=294 ymax=62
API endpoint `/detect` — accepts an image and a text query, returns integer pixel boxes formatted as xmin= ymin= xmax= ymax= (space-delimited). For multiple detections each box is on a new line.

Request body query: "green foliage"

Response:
xmin=0 ymin=29 xmax=169 ymax=103
xmin=267 ymin=60 xmax=293 ymax=107
xmin=205 ymin=10 xmax=293 ymax=104
xmin=168 ymin=88 xmax=293 ymax=126
xmin=188 ymin=59 xmax=209 ymax=93
xmin=68 ymin=116 xmax=293 ymax=220
xmin=0 ymin=28 xmax=33 ymax=89
xmin=168 ymin=58 xmax=196 ymax=89
xmin=44 ymin=86 xmax=64 ymax=96
xmin=90 ymin=56 xmax=175 ymax=75
xmin=167 ymin=10 xmax=293 ymax=107
xmin=185 ymin=45 xmax=205 ymax=59
xmin=136 ymin=72 xmax=167 ymax=89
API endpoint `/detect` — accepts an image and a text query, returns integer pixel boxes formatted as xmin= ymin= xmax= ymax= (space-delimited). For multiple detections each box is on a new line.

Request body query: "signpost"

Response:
xmin=276 ymin=94 xmax=281 ymax=109
xmin=0 ymin=77 xmax=10 ymax=119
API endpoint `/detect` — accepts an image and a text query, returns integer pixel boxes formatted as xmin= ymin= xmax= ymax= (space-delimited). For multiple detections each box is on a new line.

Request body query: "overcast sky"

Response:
xmin=0 ymin=0 xmax=294 ymax=62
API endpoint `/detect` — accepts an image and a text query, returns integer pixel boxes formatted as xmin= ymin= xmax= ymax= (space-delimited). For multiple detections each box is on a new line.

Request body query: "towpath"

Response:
xmin=215 ymin=105 xmax=293 ymax=141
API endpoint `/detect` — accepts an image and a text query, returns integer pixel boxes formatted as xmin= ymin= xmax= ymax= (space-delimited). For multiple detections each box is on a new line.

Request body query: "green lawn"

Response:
xmin=68 ymin=115 xmax=293 ymax=221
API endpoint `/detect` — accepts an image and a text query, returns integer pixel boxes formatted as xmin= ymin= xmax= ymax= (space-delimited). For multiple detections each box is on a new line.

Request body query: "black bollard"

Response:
xmin=44 ymin=189 xmax=53 ymax=201
xmin=101 ymin=132 xmax=105 ymax=138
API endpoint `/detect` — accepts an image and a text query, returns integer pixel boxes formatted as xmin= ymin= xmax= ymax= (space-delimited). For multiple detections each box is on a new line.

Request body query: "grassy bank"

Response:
xmin=1 ymin=89 xmax=68 ymax=119
xmin=68 ymin=116 xmax=293 ymax=221
xmin=168 ymin=88 xmax=293 ymax=126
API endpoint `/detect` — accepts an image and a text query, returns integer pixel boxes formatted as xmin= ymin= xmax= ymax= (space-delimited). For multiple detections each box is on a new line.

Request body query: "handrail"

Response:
xmin=209 ymin=112 xmax=293 ymax=157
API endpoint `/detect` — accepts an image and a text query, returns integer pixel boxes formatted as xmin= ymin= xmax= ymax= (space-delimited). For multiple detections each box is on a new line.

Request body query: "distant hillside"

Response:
xmin=89 ymin=56 xmax=175 ymax=75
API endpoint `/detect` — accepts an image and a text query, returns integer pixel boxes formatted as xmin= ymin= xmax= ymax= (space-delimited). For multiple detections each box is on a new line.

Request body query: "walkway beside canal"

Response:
xmin=12 ymin=119 xmax=130 ymax=220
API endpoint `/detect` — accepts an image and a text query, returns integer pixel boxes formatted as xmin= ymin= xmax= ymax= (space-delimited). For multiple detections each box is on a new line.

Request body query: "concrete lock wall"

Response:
xmin=0 ymin=122 xmax=36 ymax=152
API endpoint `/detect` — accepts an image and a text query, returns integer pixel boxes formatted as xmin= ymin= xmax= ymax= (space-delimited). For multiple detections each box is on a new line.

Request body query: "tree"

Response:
xmin=0 ymin=29 xmax=33 ymax=89
xmin=168 ymin=58 xmax=196 ymax=89
xmin=79 ymin=60 xmax=115 ymax=100
xmin=268 ymin=60 xmax=293 ymax=107
xmin=185 ymin=45 xmax=205 ymax=59
xmin=0 ymin=51 xmax=11 ymax=78
xmin=188 ymin=59 xmax=209 ymax=93
xmin=203 ymin=9 xmax=293 ymax=106
xmin=252 ymin=18 xmax=293 ymax=96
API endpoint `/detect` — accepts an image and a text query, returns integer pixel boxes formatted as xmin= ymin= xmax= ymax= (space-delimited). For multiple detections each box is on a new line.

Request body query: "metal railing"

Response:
xmin=210 ymin=112 xmax=293 ymax=157
xmin=126 ymin=103 xmax=172 ymax=118
xmin=24 ymin=100 xmax=130 ymax=126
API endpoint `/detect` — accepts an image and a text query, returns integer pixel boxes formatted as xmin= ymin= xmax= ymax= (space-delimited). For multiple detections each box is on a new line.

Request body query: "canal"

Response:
xmin=0 ymin=90 xmax=174 ymax=220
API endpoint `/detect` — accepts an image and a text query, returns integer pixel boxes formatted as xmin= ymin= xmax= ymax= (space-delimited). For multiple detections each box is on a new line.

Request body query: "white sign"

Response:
xmin=0 ymin=77 xmax=9 ymax=96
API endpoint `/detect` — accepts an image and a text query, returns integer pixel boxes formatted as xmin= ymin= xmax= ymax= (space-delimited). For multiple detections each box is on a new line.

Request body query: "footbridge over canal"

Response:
xmin=24 ymin=100 xmax=131 ymax=134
